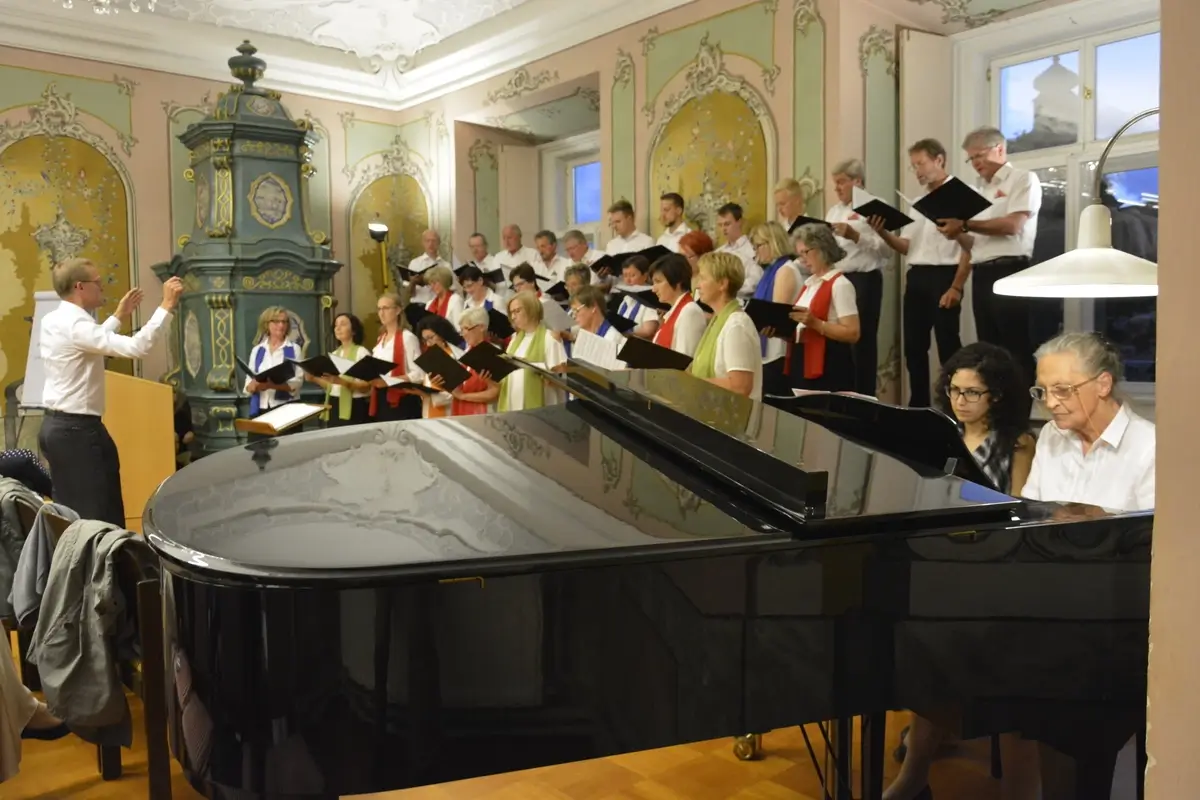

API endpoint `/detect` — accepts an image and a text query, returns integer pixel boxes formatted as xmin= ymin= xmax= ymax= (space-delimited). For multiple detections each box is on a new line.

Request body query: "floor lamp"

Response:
xmin=368 ymin=221 xmax=390 ymax=291
xmin=993 ymin=107 xmax=1159 ymax=299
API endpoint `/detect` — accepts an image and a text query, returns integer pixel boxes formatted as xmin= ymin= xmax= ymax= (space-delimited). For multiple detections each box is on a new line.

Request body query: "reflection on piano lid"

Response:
xmin=147 ymin=364 xmax=1018 ymax=583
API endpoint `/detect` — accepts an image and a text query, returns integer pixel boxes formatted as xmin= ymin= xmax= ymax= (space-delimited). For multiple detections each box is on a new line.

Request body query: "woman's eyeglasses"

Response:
xmin=1029 ymin=375 xmax=1099 ymax=402
xmin=947 ymin=387 xmax=989 ymax=403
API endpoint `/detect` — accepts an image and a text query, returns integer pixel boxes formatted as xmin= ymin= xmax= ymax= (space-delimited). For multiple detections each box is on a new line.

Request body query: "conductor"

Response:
xmin=37 ymin=258 xmax=183 ymax=526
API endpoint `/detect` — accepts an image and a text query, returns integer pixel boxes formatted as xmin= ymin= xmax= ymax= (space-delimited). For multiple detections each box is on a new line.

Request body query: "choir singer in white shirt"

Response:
xmin=656 ymin=193 xmax=692 ymax=252
xmin=37 ymin=258 xmax=183 ymax=526
xmin=826 ymin=158 xmax=890 ymax=396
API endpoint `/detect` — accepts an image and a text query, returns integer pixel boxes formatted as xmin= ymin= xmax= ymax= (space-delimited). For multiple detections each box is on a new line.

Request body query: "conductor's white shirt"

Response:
xmin=40 ymin=301 xmax=171 ymax=416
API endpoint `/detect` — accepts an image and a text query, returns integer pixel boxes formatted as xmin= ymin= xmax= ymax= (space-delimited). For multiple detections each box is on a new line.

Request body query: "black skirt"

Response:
xmin=327 ymin=396 xmax=371 ymax=427
xmin=790 ymin=337 xmax=856 ymax=393
xmin=371 ymin=389 xmax=422 ymax=422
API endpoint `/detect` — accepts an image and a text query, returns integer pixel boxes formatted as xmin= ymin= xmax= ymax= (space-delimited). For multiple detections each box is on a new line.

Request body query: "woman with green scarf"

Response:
xmin=498 ymin=290 xmax=568 ymax=412
xmin=307 ymin=313 xmax=372 ymax=426
xmin=688 ymin=251 xmax=763 ymax=399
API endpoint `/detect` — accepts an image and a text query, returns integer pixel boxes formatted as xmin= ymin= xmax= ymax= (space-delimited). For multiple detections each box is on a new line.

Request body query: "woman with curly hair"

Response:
xmin=933 ymin=341 xmax=1035 ymax=495
xmin=886 ymin=342 xmax=1039 ymax=800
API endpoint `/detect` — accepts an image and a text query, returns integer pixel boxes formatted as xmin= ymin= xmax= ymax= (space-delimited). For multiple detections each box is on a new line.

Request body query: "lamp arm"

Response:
xmin=1092 ymin=106 xmax=1160 ymax=202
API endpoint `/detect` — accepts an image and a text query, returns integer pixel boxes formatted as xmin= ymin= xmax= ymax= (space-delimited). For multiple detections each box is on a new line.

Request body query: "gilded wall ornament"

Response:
xmin=762 ymin=64 xmax=782 ymax=96
xmin=639 ymin=27 xmax=659 ymax=57
xmin=859 ymin=25 xmax=897 ymax=78
xmin=793 ymin=0 xmax=822 ymax=33
xmin=485 ymin=67 xmax=559 ymax=105
xmin=242 ymin=268 xmax=314 ymax=292
xmin=247 ymin=172 xmax=294 ymax=230
xmin=112 ymin=74 xmax=138 ymax=97
xmin=33 ymin=210 xmax=91 ymax=264
xmin=184 ymin=310 xmax=202 ymax=378
xmin=0 ymin=84 xmax=135 ymax=193
xmin=350 ymin=136 xmax=433 ymax=208
xmin=649 ymin=34 xmax=773 ymax=134
xmin=162 ymin=92 xmax=216 ymax=120
xmin=468 ymin=139 xmax=498 ymax=171
xmin=907 ymin=0 xmax=1007 ymax=28
xmin=580 ymin=87 xmax=601 ymax=112
xmin=613 ymin=48 xmax=635 ymax=90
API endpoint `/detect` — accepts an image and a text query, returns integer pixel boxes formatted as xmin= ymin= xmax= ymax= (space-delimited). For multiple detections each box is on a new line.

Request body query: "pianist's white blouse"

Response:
xmin=1021 ymin=403 xmax=1155 ymax=512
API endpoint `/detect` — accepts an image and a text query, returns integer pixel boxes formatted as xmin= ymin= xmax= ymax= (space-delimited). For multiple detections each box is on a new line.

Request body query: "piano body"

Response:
xmin=143 ymin=366 xmax=1150 ymax=800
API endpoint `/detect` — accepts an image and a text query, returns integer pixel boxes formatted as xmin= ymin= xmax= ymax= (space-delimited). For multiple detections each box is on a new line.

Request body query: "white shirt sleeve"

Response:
xmin=1135 ymin=455 xmax=1155 ymax=510
xmin=851 ymin=220 xmax=891 ymax=260
xmin=447 ymin=294 xmax=464 ymax=330
xmin=1004 ymin=169 xmax=1041 ymax=216
xmin=673 ymin=304 xmax=707 ymax=357
xmin=718 ymin=312 xmax=760 ymax=376
xmin=543 ymin=329 xmax=568 ymax=370
xmin=285 ymin=363 xmax=303 ymax=393
xmin=1019 ymin=425 xmax=1049 ymax=500
xmin=831 ymin=276 xmax=859 ymax=321
xmin=402 ymin=330 xmax=425 ymax=381
xmin=102 ymin=316 xmax=121 ymax=333
xmin=244 ymin=344 xmax=262 ymax=393
xmin=67 ymin=306 xmax=170 ymax=359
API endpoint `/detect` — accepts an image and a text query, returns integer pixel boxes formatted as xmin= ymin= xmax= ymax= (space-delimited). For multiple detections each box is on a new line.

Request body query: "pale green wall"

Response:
xmin=794 ymin=3 xmax=826 ymax=216
xmin=611 ymin=51 xmax=637 ymax=205
xmin=861 ymin=27 xmax=901 ymax=401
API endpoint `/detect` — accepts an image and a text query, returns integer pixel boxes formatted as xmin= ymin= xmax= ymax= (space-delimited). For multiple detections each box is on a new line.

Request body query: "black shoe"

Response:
xmin=22 ymin=722 xmax=70 ymax=741
xmin=894 ymin=724 xmax=909 ymax=762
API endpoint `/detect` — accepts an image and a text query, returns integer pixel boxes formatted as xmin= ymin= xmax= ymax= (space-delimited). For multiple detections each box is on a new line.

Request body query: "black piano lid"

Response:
xmin=144 ymin=364 xmax=1020 ymax=585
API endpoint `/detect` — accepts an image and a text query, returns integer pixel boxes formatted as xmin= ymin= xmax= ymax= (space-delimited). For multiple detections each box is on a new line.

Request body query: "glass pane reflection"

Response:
xmin=1000 ymin=51 xmax=1080 ymax=154
xmin=1088 ymin=163 xmax=1158 ymax=383
xmin=1029 ymin=166 xmax=1067 ymax=347
xmin=572 ymin=161 xmax=602 ymax=224
xmin=1095 ymin=32 xmax=1161 ymax=141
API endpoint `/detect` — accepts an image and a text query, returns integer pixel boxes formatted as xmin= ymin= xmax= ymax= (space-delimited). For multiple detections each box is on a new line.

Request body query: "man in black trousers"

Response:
xmin=37 ymin=258 xmax=182 ymax=526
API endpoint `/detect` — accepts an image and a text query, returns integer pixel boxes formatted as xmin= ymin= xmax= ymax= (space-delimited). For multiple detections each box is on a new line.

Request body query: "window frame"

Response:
xmin=951 ymin=0 xmax=1159 ymax=413
xmin=538 ymin=130 xmax=602 ymax=249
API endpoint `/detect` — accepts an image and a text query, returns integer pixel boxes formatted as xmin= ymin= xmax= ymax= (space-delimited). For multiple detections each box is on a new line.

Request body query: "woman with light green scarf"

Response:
xmin=498 ymin=290 xmax=569 ymax=412
xmin=306 ymin=313 xmax=372 ymax=426
xmin=688 ymin=251 xmax=763 ymax=399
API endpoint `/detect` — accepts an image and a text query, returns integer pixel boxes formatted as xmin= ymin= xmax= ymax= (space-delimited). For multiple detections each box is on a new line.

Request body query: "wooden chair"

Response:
xmin=10 ymin=507 xmax=171 ymax=799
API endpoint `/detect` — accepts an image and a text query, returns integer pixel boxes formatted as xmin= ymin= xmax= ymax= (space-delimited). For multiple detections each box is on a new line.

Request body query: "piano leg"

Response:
xmin=732 ymin=733 xmax=763 ymax=761
xmin=860 ymin=712 xmax=886 ymax=800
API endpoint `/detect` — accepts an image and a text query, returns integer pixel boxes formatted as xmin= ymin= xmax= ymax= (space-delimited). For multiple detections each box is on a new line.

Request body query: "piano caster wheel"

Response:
xmin=733 ymin=733 xmax=763 ymax=761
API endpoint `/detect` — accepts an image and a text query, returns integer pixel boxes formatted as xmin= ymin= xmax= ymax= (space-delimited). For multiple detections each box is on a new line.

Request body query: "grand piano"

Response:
xmin=143 ymin=364 xmax=1151 ymax=800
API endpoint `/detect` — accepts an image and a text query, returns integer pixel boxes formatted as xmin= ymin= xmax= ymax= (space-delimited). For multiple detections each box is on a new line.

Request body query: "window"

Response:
xmin=999 ymin=50 xmax=1081 ymax=154
xmin=538 ymin=131 xmax=601 ymax=248
xmin=985 ymin=20 xmax=1159 ymax=392
xmin=569 ymin=160 xmax=601 ymax=226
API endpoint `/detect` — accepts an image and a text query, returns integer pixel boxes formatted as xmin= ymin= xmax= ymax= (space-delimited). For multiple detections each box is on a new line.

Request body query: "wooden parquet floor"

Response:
xmin=4 ymin=703 xmax=1003 ymax=800
xmin=6 ymin=637 xmax=1000 ymax=799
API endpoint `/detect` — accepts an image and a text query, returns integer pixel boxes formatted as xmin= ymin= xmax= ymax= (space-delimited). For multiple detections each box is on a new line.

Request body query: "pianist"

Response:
xmin=498 ymin=290 xmax=568 ymax=411
xmin=688 ymin=251 xmax=762 ymax=399
xmin=1023 ymin=331 xmax=1155 ymax=512
xmin=933 ymin=342 xmax=1035 ymax=495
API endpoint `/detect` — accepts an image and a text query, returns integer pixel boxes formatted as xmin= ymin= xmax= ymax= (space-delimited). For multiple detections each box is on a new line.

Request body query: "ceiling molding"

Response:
xmin=0 ymin=0 xmax=694 ymax=112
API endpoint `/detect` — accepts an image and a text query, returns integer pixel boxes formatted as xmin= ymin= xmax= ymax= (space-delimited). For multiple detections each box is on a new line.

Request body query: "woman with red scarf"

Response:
xmin=427 ymin=307 xmax=500 ymax=415
xmin=649 ymin=254 xmax=706 ymax=357
xmin=423 ymin=265 xmax=464 ymax=330
xmin=368 ymin=291 xmax=425 ymax=421
xmin=788 ymin=224 xmax=861 ymax=392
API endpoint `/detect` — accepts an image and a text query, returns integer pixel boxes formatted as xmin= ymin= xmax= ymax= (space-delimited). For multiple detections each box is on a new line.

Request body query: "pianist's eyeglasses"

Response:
xmin=1029 ymin=375 xmax=1099 ymax=402
xmin=946 ymin=386 xmax=989 ymax=403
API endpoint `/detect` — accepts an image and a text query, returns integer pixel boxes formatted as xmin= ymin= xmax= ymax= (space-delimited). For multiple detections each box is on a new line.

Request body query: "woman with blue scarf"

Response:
xmin=747 ymin=222 xmax=802 ymax=397
xmin=244 ymin=306 xmax=303 ymax=418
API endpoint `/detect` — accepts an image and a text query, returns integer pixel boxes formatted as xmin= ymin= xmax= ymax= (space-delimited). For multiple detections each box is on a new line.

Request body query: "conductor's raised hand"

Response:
xmin=115 ymin=288 xmax=144 ymax=321
xmin=161 ymin=277 xmax=185 ymax=310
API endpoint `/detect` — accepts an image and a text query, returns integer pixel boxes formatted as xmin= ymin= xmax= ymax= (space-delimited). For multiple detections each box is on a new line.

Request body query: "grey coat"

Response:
xmin=8 ymin=502 xmax=79 ymax=627
xmin=27 ymin=519 xmax=138 ymax=747
xmin=0 ymin=477 xmax=42 ymax=619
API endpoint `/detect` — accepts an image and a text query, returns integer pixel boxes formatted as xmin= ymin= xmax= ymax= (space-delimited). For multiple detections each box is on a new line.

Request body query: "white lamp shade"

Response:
xmin=367 ymin=222 xmax=389 ymax=234
xmin=992 ymin=203 xmax=1158 ymax=298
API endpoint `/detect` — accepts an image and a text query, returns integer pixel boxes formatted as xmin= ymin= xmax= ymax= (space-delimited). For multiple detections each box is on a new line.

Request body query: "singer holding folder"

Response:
xmin=827 ymin=159 xmax=890 ymax=396
xmin=244 ymin=307 xmax=303 ymax=416
xmin=939 ymin=127 xmax=1042 ymax=383
xmin=788 ymin=224 xmax=860 ymax=392
xmin=650 ymin=254 xmax=706 ymax=357
xmin=369 ymin=291 xmax=424 ymax=422
xmin=308 ymin=312 xmax=371 ymax=427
